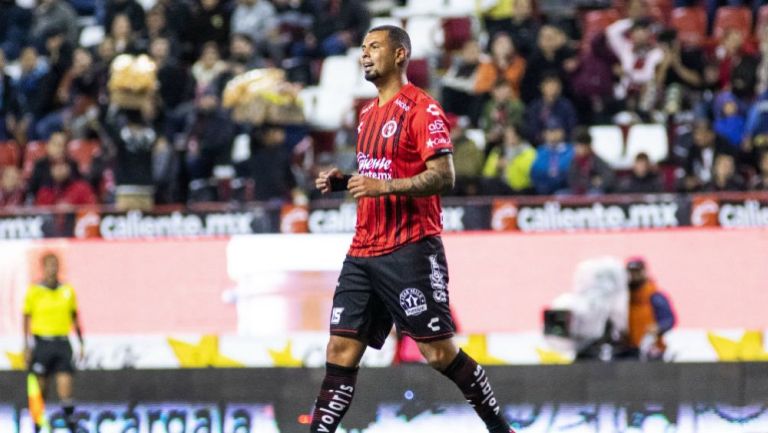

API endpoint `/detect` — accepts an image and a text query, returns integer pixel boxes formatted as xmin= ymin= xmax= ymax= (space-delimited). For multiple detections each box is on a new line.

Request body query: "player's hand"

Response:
xmin=348 ymin=175 xmax=389 ymax=198
xmin=315 ymin=168 xmax=342 ymax=194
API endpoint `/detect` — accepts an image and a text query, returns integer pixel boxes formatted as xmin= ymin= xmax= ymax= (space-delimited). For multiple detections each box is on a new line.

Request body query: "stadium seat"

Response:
xmin=369 ymin=17 xmax=403 ymax=29
xmin=671 ymin=7 xmax=708 ymax=47
xmin=22 ymin=141 xmax=47 ymax=178
xmin=392 ymin=0 xmax=446 ymax=17
xmin=405 ymin=16 xmax=444 ymax=58
xmin=79 ymin=25 xmax=105 ymax=48
xmin=713 ymin=6 xmax=752 ymax=41
xmin=581 ymin=9 xmax=621 ymax=50
xmin=442 ymin=17 xmax=473 ymax=51
xmin=465 ymin=128 xmax=486 ymax=151
xmin=626 ymin=124 xmax=669 ymax=164
xmin=67 ymin=139 xmax=101 ymax=174
xmin=406 ymin=58 xmax=431 ymax=89
xmin=589 ymin=125 xmax=628 ymax=169
xmin=298 ymin=87 xmax=354 ymax=130
xmin=0 ymin=141 xmax=20 ymax=168
xmin=318 ymin=55 xmax=360 ymax=92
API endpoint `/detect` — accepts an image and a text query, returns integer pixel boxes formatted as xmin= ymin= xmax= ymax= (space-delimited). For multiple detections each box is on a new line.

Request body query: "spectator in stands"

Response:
xmin=13 ymin=46 xmax=48 ymax=142
xmin=30 ymin=0 xmax=78 ymax=47
xmin=32 ymin=27 xmax=73 ymax=140
xmin=306 ymin=0 xmax=370 ymax=57
xmin=192 ymin=42 xmax=228 ymax=96
xmin=53 ymin=48 xmax=100 ymax=139
xmin=678 ymin=119 xmax=733 ymax=192
xmin=228 ymin=32 xmax=264 ymax=71
xmin=479 ymin=80 xmax=525 ymax=150
xmin=520 ymin=24 xmax=577 ymax=103
xmin=498 ymin=0 xmax=539 ymax=58
xmin=231 ymin=0 xmax=278 ymax=56
xmin=705 ymin=153 xmax=746 ymax=191
xmin=481 ymin=123 xmax=536 ymax=195
xmin=186 ymin=0 xmax=232 ymax=58
xmin=606 ymin=18 xmax=664 ymax=114
xmin=571 ymin=32 xmax=618 ymax=125
xmin=136 ymin=6 xmax=178 ymax=56
xmin=449 ymin=115 xmax=483 ymax=196
xmin=530 ymin=118 xmax=574 ymax=195
xmin=441 ymin=40 xmax=482 ymax=122
xmin=524 ymin=73 xmax=577 ymax=143
xmin=110 ymin=13 xmax=140 ymax=55
xmin=154 ymin=0 xmax=191 ymax=42
xmin=655 ymin=29 xmax=705 ymax=115
xmin=620 ymin=152 xmax=663 ymax=194
xmin=150 ymin=37 xmax=195 ymax=112
xmin=480 ymin=0 xmax=514 ymax=41
xmin=35 ymin=160 xmax=97 ymax=206
xmin=0 ymin=166 xmax=25 ymax=207
xmin=621 ymin=257 xmax=676 ymax=361
xmin=713 ymin=91 xmax=746 ymax=150
xmin=567 ymin=128 xmax=615 ymax=195
xmin=752 ymin=151 xmax=768 ymax=190
xmin=105 ymin=0 xmax=146 ymax=34
xmin=0 ymin=2 xmax=32 ymax=60
xmin=248 ymin=124 xmax=298 ymax=201
xmin=183 ymin=91 xmax=236 ymax=195
xmin=475 ymin=33 xmax=526 ymax=99
xmin=0 ymin=49 xmax=22 ymax=141
xmin=716 ymin=29 xmax=759 ymax=101
xmin=104 ymin=109 xmax=159 ymax=193
xmin=27 ymin=131 xmax=80 ymax=200
xmin=744 ymin=91 xmax=768 ymax=158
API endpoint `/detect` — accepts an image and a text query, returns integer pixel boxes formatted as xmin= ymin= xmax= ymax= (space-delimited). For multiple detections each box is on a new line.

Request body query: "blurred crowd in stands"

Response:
xmin=1 ymin=0 xmax=768 ymax=209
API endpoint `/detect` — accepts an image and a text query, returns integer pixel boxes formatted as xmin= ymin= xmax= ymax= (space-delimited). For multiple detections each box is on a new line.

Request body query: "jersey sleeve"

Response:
xmin=409 ymin=101 xmax=454 ymax=162
xmin=22 ymin=287 xmax=34 ymax=315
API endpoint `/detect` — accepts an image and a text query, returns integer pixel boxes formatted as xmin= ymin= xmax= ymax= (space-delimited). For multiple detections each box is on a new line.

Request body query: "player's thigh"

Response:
xmin=29 ymin=341 xmax=54 ymax=376
xmin=372 ymin=237 xmax=455 ymax=342
xmin=330 ymin=257 xmax=393 ymax=349
xmin=51 ymin=341 xmax=75 ymax=375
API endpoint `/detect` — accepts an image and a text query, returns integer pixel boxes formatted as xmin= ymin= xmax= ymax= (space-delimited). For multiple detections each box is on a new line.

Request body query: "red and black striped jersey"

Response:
xmin=348 ymin=83 xmax=453 ymax=257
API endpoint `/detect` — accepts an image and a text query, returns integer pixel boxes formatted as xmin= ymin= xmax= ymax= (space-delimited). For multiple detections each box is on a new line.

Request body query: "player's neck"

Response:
xmin=376 ymin=74 xmax=408 ymax=106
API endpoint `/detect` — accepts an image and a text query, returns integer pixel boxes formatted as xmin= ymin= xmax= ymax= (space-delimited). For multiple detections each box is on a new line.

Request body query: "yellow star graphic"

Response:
xmin=535 ymin=347 xmax=572 ymax=364
xmin=459 ymin=334 xmax=506 ymax=365
xmin=708 ymin=331 xmax=768 ymax=361
xmin=268 ymin=341 xmax=303 ymax=367
xmin=5 ymin=351 xmax=26 ymax=370
xmin=167 ymin=335 xmax=244 ymax=368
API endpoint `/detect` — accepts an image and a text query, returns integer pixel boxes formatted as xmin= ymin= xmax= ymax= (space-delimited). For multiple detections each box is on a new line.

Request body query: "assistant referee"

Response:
xmin=23 ymin=252 xmax=84 ymax=433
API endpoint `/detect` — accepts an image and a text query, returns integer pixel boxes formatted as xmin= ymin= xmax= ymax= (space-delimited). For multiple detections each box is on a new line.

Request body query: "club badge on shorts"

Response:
xmin=399 ymin=288 xmax=427 ymax=316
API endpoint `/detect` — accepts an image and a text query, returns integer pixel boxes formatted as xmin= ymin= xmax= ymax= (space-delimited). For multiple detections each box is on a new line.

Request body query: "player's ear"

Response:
xmin=395 ymin=46 xmax=408 ymax=67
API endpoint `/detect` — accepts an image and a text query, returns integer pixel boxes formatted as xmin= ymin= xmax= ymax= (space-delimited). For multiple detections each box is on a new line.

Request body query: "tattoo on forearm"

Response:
xmin=385 ymin=157 xmax=455 ymax=197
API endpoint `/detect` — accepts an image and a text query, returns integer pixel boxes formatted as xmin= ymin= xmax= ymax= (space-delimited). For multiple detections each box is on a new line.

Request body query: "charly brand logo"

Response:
xmin=357 ymin=153 xmax=393 ymax=180
xmin=428 ymin=254 xmax=447 ymax=303
xmin=426 ymin=103 xmax=441 ymax=116
xmin=381 ymin=119 xmax=398 ymax=138
xmin=399 ymin=288 xmax=427 ymax=317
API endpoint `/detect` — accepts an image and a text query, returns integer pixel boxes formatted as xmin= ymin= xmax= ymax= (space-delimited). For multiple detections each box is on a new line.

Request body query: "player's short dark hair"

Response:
xmin=368 ymin=25 xmax=411 ymax=65
xmin=41 ymin=251 xmax=59 ymax=264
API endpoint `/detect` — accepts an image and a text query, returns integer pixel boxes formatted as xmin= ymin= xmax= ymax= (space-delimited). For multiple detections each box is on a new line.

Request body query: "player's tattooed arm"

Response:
xmin=385 ymin=154 xmax=456 ymax=197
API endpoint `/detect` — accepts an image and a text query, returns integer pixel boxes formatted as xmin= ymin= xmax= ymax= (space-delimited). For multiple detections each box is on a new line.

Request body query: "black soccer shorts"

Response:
xmin=329 ymin=236 xmax=456 ymax=349
xmin=30 ymin=337 xmax=75 ymax=376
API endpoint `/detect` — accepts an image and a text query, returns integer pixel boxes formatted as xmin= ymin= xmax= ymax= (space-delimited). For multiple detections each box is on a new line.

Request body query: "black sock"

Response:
xmin=441 ymin=350 xmax=510 ymax=433
xmin=62 ymin=401 xmax=76 ymax=433
xmin=310 ymin=363 xmax=358 ymax=433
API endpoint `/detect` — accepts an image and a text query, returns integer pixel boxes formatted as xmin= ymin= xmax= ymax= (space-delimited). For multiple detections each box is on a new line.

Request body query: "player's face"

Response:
xmin=43 ymin=256 xmax=59 ymax=279
xmin=361 ymin=31 xmax=399 ymax=83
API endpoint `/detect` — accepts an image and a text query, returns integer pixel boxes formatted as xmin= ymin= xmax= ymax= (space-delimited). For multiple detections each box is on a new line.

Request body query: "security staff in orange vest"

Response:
xmin=625 ymin=257 xmax=676 ymax=360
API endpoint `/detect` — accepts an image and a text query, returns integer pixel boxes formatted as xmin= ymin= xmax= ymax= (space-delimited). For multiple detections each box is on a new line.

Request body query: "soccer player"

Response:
xmin=311 ymin=25 xmax=514 ymax=433
xmin=22 ymin=253 xmax=84 ymax=433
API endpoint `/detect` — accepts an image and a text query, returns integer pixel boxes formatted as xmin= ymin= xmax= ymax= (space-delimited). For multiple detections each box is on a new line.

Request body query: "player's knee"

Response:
xmin=419 ymin=342 xmax=457 ymax=371
xmin=326 ymin=337 xmax=363 ymax=367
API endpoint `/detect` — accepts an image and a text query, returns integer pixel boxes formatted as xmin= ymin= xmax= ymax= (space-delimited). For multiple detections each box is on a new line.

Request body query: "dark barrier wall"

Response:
xmin=2 ymin=363 xmax=768 ymax=432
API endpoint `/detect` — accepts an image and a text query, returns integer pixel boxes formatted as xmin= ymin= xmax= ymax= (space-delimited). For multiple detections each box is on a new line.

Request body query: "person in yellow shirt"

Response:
xmin=482 ymin=124 xmax=536 ymax=194
xmin=23 ymin=252 xmax=84 ymax=433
